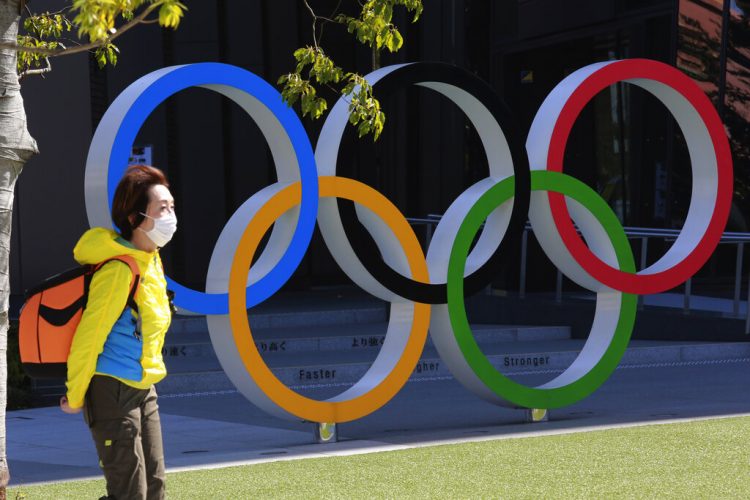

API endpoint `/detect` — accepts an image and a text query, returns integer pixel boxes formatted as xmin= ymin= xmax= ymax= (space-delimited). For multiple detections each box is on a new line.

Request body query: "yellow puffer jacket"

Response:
xmin=65 ymin=227 xmax=172 ymax=409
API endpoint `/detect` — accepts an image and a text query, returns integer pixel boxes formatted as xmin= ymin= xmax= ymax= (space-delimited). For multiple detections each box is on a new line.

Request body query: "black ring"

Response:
xmin=336 ymin=62 xmax=530 ymax=304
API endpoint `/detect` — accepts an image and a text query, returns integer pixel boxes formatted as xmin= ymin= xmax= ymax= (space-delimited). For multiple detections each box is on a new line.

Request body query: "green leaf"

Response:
xmin=387 ymin=29 xmax=403 ymax=52
xmin=358 ymin=121 xmax=371 ymax=137
xmin=158 ymin=2 xmax=186 ymax=29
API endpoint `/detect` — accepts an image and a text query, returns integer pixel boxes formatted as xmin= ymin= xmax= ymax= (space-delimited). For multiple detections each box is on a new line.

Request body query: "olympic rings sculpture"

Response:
xmin=85 ymin=59 xmax=733 ymax=423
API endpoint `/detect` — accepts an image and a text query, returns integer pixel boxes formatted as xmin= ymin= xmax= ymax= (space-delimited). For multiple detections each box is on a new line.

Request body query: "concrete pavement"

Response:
xmin=8 ymin=354 xmax=750 ymax=486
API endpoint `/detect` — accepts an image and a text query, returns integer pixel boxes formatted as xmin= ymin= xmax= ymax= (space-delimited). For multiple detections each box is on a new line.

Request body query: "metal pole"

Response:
xmin=683 ymin=277 xmax=691 ymax=315
xmin=519 ymin=229 xmax=528 ymax=299
xmin=734 ymin=242 xmax=744 ymax=317
xmin=555 ymin=269 xmax=563 ymax=303
xmin=425 ymin=223 xmax=433 ymax=248
xmin=638 ymin=237 xmax=648 ymax=311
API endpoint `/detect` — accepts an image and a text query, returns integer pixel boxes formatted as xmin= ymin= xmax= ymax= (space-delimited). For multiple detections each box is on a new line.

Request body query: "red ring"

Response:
xmin=547 ymin=59 xmax=733 ymax=294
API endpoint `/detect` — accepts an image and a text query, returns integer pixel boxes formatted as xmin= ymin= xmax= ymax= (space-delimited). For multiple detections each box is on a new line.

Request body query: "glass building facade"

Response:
xmin=485 ymin=0 xmax=750 ymax=293
xmin=13 ymin=0 xmax=750 ymax=302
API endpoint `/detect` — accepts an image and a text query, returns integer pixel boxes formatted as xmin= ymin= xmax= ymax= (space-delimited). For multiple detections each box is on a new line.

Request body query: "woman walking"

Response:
xmin=60 ymin=164 xmax=176 ymax=500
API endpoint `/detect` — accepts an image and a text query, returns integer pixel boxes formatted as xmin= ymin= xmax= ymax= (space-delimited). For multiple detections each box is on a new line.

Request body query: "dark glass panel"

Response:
xmin=725 ymin=0 xmax=750 ymax=231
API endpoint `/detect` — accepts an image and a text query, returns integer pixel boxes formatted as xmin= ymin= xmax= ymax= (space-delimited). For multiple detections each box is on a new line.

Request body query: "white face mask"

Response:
xmin=138 ymin=212 xmax=177 ymax=248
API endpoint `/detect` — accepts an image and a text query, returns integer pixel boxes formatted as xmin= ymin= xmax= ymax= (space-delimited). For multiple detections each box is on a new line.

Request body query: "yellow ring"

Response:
xmin=228 ymin=176 xmax=431 ymax=422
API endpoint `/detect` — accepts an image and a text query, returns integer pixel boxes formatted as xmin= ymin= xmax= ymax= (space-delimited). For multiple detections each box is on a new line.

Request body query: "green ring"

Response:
xmin=446 ymin=170 xmax=637 ymax=409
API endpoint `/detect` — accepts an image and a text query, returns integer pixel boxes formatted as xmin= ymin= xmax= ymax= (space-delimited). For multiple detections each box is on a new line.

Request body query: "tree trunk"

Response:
xmin=0 ymin=0 xmax=38 ymax=495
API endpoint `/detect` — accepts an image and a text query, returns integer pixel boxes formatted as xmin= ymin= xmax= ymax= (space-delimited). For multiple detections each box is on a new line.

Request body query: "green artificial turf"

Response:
xmin=10 ymin=415 xmax=750 ymax=499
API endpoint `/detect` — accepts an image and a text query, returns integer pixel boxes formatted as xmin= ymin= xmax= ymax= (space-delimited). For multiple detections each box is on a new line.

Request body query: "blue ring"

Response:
xmin=107 ymin=63 xmax=318 ymax=314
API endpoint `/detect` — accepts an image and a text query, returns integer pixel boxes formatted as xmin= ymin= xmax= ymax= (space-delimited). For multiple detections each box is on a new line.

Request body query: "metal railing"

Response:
xmin=406 ymin=215 xmax=750 ymax=334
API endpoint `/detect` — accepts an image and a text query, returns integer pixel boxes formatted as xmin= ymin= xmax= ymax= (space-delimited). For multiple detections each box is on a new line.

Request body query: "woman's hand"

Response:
xmin=60 ymin=396 xmax=82 ymax=414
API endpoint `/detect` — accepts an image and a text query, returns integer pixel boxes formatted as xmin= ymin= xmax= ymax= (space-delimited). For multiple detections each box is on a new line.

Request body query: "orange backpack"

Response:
xmin=19 ymin=256 xmax=140 ymax=379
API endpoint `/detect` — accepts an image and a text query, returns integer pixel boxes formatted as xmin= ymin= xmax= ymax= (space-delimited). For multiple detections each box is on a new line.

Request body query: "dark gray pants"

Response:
xmin=84 ymin=375 xmax=165 ymax=500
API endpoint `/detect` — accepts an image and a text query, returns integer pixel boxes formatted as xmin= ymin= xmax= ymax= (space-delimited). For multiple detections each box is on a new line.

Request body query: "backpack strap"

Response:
xmin=94 ymin=255 xmax=141 ymax=313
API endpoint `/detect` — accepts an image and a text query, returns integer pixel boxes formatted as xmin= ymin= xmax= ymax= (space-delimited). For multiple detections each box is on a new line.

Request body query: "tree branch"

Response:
xmin=18 ymin=57 xmax=51 ymax=80
xmin=302 ymin=0 xmax=319 ymax=48
xmin=318 ymin=0 xmax=344 ymax=45
xmin=2 ymin=2 xmax=160 ymax=57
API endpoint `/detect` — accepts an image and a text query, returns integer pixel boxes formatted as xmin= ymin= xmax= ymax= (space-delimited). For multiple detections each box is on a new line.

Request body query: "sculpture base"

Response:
xmin=314 ymin=422 xmax=338 ymax=443
xmin=525 ymin=408 xmax=549 ymax=423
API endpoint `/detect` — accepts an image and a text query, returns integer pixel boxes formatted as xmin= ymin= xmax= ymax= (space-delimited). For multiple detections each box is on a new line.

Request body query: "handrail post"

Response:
xmin=519 ymin=229 xmax=528 ymax=299
xmin=683 ymin=277 xmax=692 ymax=315
xmin=555 ymin=269 xmax=563 ymax=303
xmin=425 ymin=222 xmax=433 ymax=248
xmin=734 ymin=242 xmax=744 ymax=317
